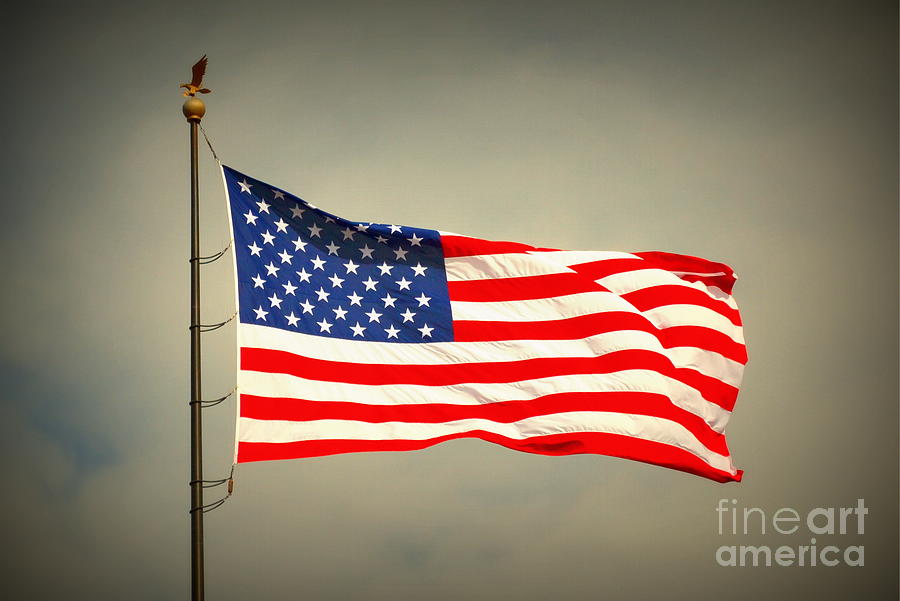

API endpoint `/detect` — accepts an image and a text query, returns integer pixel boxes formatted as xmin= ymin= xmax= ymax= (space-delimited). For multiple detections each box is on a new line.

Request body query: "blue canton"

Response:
xmin=223 ymin=166 xmax=453 ymax=343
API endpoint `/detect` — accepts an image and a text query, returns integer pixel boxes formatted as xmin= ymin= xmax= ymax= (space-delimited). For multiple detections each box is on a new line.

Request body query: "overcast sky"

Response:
xmin=1 ymin=1 xmax=897 ymax=599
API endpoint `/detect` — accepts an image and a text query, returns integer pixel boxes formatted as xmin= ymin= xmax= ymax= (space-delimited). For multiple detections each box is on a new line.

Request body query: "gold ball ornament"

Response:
xmin=182 ymin=97 xmax=206 ymax=122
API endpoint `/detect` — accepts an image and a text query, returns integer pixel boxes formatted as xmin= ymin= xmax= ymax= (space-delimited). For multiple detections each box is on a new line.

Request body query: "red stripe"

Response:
xmin=569 ymin=258 xmax=648 ymax=280
xmin=239 ymin=390 xmax=729 ymax=454
xmin=448 ymin=272 xmax=602 ymax=301
xmin=674 ymin=368 xmax=739 ymax=411
xmin=634 ymin=251 xmax=736 ymax=294
xmin=622 ymin=285 xmax=742 ymax=326
xmin=441 ymin=235 xmax=557 ymax=258
xmin=236 ymin=431 xmax=741 ymax=483
xmin=659 ymin=326 xmax=748 ymax=364
xmin=243 ymin=347 xmax=688 ymax=387
xmin=677 ymin=273 xmax=736 ymax=290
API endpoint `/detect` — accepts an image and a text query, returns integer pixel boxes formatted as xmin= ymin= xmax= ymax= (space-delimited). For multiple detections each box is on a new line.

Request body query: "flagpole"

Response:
xmin=183 ymin=93 xmax=207 ymax=601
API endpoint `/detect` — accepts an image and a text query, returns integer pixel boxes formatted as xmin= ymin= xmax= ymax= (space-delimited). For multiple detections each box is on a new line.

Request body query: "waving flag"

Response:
xmin=222 ymin=165 xmax=747 ymax=482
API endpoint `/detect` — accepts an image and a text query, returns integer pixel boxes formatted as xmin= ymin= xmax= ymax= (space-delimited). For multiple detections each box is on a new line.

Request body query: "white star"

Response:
xmin=376 ymin=235 xmax=388 ymax=244
xmin=296 ymin=268 xmax=312 ymax=283
xmin=362 ymin=276 xmax=378 ymax=291
xmin=384 ymin=325 xmax=401 ymax=339
xmin=359 ymin=244 xmax=375 ymax=259
xmin=268 ymin=293 xmax=283 ymax=308
xmin=247 ymin=242 xmax=262 ymax=256
xmin=272 ymin=189 xmax=285 ymax=200
xmin=389 ymin=224 xmax=402 ymax=234
xmin=377 ymin=262 xmax=394 ymax=276
xmin=410 ymin=263 xmax=427 ymax=277
xmin=408 ymin=233 xmax=423 ymax=247
xmin=238 ymin=179 xmax=252 ymax=194
xmin=418 ymin=324 xmax=434 ymax=338
xmin=264 ymin=262 xmax=280 ymax=277
xmin=325 ymin=241 xmax=341 ymax=256
xmin=292 ymin=237 xmax=308 ymax=252
xmin=317 ymin=318 xmax=333 ymax=333
xmin=332 ymin=306 xmax=348 ymax=320
xmin=355 ymin=223 xmax=369 ymax=232
xmin=285 ymin=311 xmax=300 ymax=326
xmin=308 ymin=223 xmax=322 ymax=238
xmin=328 ymin=273 xmax=345 ymax=288
xmin=350 ymin=322 xmax=366 ymax=337
xmin=395 ymin=277 xmax=412 ymax=291
xmin=310 ymin=256 xmax=326 ymax=270
xmin=299 ymin=299 xmax=315 ymax=314
xmin=400 ymin=308 xmax=416 ymax=323
xmin=277 ymin=250 xmax=293 ymax=264
xmin=261 ymin=230 xmax=275 ymax=245
xmin=341 ymin=227 xmax=356 ymax=241
xmin=365 ymin=308 xmax=383 ymax=323
xmin=343 ymin=260 xmax=359 ymax=274
xmin=253 ymin=306 xmax=268 ymax=320
xmin=251 ymin=274 xmax=266 ymax=289
xmin=274 ymin=218 xmax=289 ymax=233
xmin=347 ymin=291 xmax=363 ymax=306
xmin=393 ymin=247 xmax=408 ymax=261
xmin=415 ymin=292 xmax=431 ymax=307
xmin=324 ymin=215 xmax=336 ymax=224
xmin=289 ymin=204 xmax=305 ymax=219
xmin=315 ymin=287 xmax=330 ymax=302
xmin=256 ymin=199 xmax=270 ymax=214
xmin=244 ymin=210 xmax=257 ymax=225
xmin=282 ymin=281 xmax=297 ymax=296
xmin=381 ymin=293 xmax=397 ymax=308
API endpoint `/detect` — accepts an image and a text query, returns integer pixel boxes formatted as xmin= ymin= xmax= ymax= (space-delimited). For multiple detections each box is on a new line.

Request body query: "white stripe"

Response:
xmin=221 ymin=165 xmax=243 ymax=465
xmin=528 ymin=250 xmax=639 ymax=264
xmin=241 ymin=324 xmax=661 ymax=365
xmin=239 ymin=368 xmax=732 ymax=432
xmin=644 ymin=305 xmax=744 ymax=344
xmin=667 ymin=347 xmax=744 ymax=388
xmin=451 ymin=291 xmax=633 ymax=322
xmin=238 ymin=411 xmax=736 ymax=474
xmin=240 ymin=323 xmax=742 ymax=386
xmin=706 ymin=286 xmax=736 ymax=307
xmin=445 ymin=253 xmax=570 ymax=281
xmin=672 ymin=270 xmax=728 ymax=277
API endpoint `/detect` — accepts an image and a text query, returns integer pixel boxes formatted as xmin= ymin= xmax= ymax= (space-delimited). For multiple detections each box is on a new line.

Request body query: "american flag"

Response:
xmin=223 ymin=165 xmax=746 ymax=482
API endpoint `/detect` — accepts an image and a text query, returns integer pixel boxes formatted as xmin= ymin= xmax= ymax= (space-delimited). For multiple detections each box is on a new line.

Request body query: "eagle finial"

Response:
xmin=180 ymin=55 xmax=212 ymax=97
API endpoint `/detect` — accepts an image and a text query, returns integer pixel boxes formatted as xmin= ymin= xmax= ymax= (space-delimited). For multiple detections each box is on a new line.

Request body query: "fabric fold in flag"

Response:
xmin=222 ymin=165 xmax=747 ymax=482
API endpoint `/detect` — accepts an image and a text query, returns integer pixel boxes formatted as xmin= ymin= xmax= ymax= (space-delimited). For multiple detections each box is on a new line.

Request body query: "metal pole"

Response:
xmin=183 ymin=94 xmax=207 ymax=601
